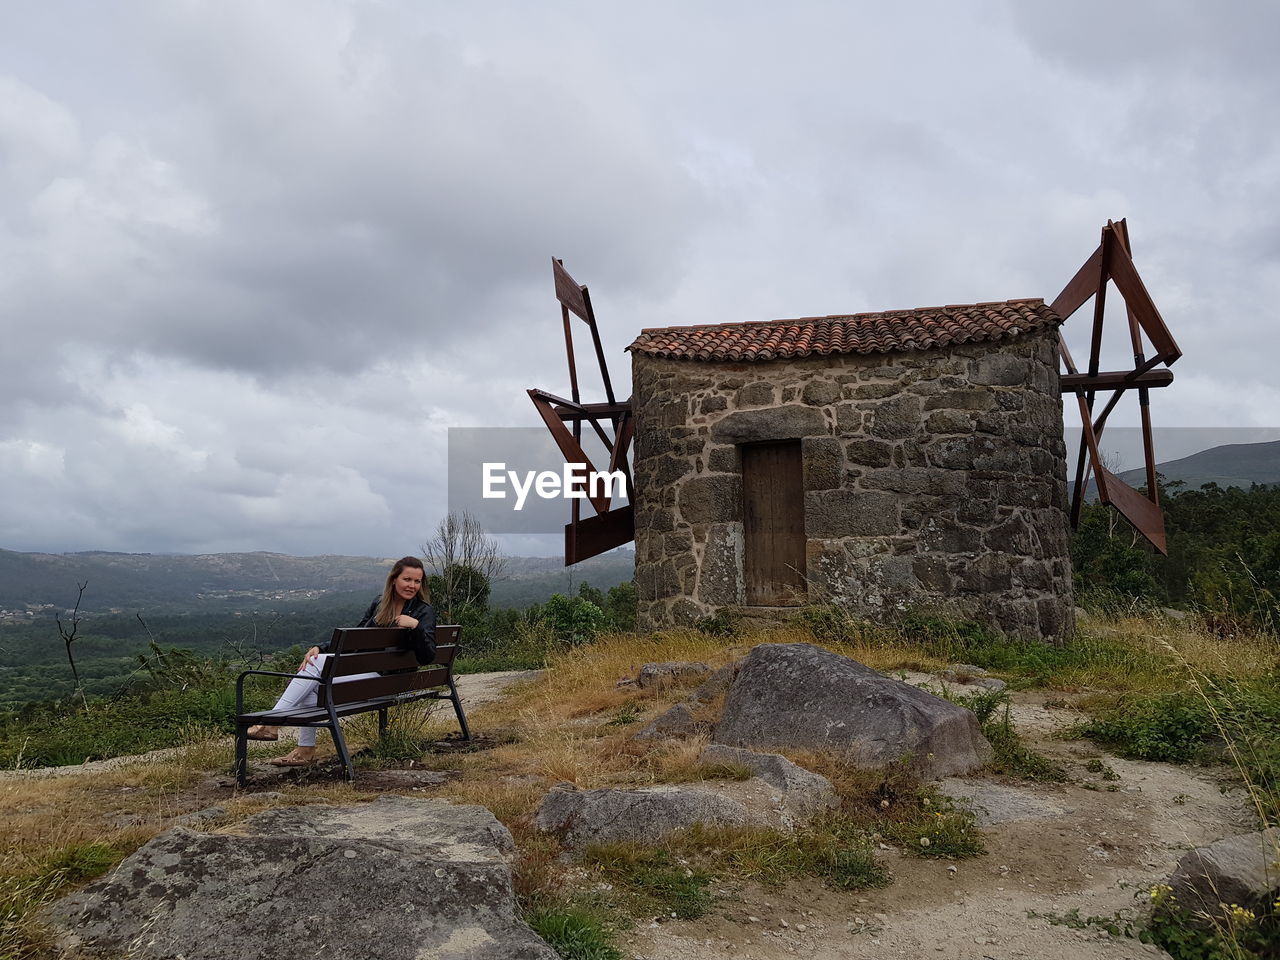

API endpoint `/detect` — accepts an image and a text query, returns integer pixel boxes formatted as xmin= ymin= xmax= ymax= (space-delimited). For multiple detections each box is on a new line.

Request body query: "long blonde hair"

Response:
xmin=374 ymin=556 xmax=431 ymax=626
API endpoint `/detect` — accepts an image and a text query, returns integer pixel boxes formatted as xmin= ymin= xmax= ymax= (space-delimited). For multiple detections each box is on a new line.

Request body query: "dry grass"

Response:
xmin=6 ymin=614 xmax=1277 ymax=959
xmin=1052 ymin=614 xmax=1277 ymax=695
xmin=1113 ymin=612 xmax=1277 ymax=676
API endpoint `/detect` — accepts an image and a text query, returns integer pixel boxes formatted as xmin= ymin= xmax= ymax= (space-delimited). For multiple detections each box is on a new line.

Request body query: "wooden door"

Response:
xmin=741 ymin=441 xmax=807 ymax=605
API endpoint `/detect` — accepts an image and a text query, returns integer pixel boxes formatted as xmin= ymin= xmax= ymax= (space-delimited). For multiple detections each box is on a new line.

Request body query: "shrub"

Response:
xmin=538 ymin=595 xmax=606 ymax=645
xmin=944 ymin=687 xmax=1067 ymax=782
xmin=603 ymin=582 xmax=637 ymax=632
xmin=1081 ymin=694 xmax=1217 ymax=764
xmin=1148 ymin=883 xmax=1279 ymax=960
xmin=693 ymin=608 xmax=741 ymax=638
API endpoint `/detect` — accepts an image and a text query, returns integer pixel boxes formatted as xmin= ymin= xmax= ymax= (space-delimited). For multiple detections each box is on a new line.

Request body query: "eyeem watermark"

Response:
xmin=482 ymin=462 xmax=626 ymax=511
xmin=449 ymin=427 xmax=629 ymax=534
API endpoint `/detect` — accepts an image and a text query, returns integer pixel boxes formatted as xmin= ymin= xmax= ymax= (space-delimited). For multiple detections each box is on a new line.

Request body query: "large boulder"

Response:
xmin=44 ymin=796 xmax=556 ymax=960
xmin=713 ymin=643 xmax=993 ymax=779
xmin=1167 ymin=828 xmax=1279 ymax=918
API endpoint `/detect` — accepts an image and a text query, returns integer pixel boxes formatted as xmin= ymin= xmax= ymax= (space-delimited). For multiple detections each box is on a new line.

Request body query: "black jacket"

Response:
xmin=331 ymin=596 xmax=437 ymax=665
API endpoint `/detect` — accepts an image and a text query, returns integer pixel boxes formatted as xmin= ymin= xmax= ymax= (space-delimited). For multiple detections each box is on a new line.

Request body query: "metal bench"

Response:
xmin=234 ymin=624 xmax=469 ymax=785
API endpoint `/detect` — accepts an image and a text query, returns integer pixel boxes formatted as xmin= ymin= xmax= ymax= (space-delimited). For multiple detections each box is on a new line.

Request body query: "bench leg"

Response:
xmin=328 ymin=710 xmax=355 ymax=782
xmin=235 ymin=724 xmax=248 ymax=788
xmin=378 ymin=707 xmax=389 ymax=738
xmin=449 ymin=686 xmax=472 ymax=742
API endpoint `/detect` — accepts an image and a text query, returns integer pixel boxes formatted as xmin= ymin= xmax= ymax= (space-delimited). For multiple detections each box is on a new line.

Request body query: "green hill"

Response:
xmin=1114 ymin=438 xmax=1280 ymax=491
xmin=1075 ymin=438 xmax=1280 ymax=499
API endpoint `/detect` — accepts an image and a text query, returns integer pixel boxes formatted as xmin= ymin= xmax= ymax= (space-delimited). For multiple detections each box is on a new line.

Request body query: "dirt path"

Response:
xmin=623 ymin=687 xmax=1256 ymax=960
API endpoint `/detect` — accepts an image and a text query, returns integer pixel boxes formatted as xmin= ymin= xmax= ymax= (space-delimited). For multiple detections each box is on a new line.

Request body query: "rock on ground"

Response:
xmin=690 ymin=662 xmax=739 ymax=703
xmin=713 ymin=643 xmax=992 ymax=779
xmin=939 ymin=778 xmax=1073 ymax=827
xmin=535 ymin=782 xmax=752 ymax=848
xmin=43 ymin=795 xmax=556 ymax=960
xmin=700 ymin=745 xmax=839 ymax=826
xmin=535 ymin=751 xmax=839 ymax=849
xmin=632 ymin=703 xmax=710 ymax=742
xmin=638 ymin=661 xmax=712 ymax=689
xmin=1167 ymin=827 xmax=1280 ymax=918
xmin=631 ymin=663 xmax=740 ymax=742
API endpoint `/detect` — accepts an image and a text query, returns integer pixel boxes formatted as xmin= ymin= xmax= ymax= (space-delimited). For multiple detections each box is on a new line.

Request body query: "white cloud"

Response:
xmin=1 ymin=0 xmax=1277 ymax=554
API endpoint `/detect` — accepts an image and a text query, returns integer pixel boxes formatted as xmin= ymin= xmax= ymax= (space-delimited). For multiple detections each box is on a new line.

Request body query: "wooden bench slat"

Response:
xmin=323 ymin=666 xmax=449 ymax=706
xmin=329 ymin=648 xmax=419 ymax=676
xmin=327 ymin=625 xmax=460 ymax=654
xmin=328 ymin=626 xmax=410 ymax=652
xmin=326 ymin=643 xmax=460 ymax=676
xmin=431 ymin=642 xmax=460 ymax=666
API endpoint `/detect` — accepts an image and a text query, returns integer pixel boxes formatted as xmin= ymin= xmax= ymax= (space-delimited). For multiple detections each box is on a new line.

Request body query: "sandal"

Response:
xmin=268 ymin=749 xmax=317 ymax=767
xmin=245 ymin=725 xmax=279 ymax=741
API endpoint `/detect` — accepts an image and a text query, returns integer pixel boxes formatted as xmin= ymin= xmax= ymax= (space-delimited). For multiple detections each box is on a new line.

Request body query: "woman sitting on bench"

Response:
xmin=246 ymin=555 xmax=437 ymax=767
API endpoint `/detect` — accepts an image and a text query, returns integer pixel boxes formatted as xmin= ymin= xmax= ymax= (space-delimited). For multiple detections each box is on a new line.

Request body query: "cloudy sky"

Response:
xmin=2 ymin=1 xmax=1278 ymax=558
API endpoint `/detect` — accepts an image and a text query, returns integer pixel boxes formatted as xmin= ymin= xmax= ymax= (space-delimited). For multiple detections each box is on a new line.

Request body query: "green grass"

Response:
xmin=579 ymin=845 xmax=714 ymax=920
xmin=895 ymin=611 xmax=1172 ymax=689
xmin=882 ymin=794 xmax=985 ymax=860
xmin=38 ymin=842 xmax=120 ymax=882
xmin=603 ymin=703 xmax=642 ymax=727
xmin=661 ymin=816 xmax=891 ymax=890
xmin=522 ymin=899 xmax=624 ymax=960
xmin=799 ymin=605 xmax=1179 ymax=691
xmin=1078 ymin=678 xmax=1280 ymax=821
xmin=0 ymin=680 xmax=275 ymax=768
xmin=1079 ymin=693 xmax=1217 ymax=764
xmin=456 ymin=649 xmax=549 ymax=673
xmin=1027 ymin=906 xmax=1143 ymax=939
xmin=943 ymin=687 xmax=1068 ymax=782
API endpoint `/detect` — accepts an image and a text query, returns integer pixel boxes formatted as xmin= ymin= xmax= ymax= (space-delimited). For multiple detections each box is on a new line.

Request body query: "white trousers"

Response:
xmin=271 ymin=654 xmax=378 ymax=747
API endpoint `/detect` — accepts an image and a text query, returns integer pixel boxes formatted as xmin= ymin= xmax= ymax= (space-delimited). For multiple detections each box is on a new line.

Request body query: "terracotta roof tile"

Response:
xmin=627 ymin=299 xmax=1061 ymax=362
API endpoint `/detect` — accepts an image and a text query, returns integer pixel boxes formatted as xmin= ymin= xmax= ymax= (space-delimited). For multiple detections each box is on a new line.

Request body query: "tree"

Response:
xmin=422 ymin=512 xmax=507 ymax=621
xmin=577 ymin=582 xmax=605 ymax=609
xmin=538 ymin=593 xmax=605 ymax=644
xmin=605 ymin=581 xmax=637 ymax=632
xmin=54 ymin=581 xmax=90 ymax=711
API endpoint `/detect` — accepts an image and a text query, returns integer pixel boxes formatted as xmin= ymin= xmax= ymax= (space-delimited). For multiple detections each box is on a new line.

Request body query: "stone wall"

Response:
xmin=630 ymin=327 xmax=1074 ymax=641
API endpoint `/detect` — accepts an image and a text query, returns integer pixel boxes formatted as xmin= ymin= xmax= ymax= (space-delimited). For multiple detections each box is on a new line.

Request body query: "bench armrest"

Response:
xmin=235 ymin=669 xmax=325 ymax=719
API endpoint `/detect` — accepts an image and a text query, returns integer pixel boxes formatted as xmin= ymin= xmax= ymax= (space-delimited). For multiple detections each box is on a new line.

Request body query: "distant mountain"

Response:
xmin=1073 ymin=438 xmax=1280 ymax=498
xmin=1115 ymin=439 xmax=1280 ymax=491
xmin=0 ymin=548 xmax=635 ymax=618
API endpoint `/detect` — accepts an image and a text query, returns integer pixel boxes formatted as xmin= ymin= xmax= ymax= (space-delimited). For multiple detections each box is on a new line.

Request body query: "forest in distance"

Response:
xmin=2 ymin=480 xmax=1279 ymax=710
xmin=0 ymin=547 xmax=636 ymax=708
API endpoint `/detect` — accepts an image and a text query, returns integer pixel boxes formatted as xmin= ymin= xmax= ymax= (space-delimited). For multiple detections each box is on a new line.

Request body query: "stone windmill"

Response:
xmin=528 ymin=221 xmax=1180 ymax=639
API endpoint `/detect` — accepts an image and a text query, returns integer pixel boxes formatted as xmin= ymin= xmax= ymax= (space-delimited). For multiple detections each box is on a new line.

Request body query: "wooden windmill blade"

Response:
xmin=531 ymin=259 xmax=635 ymax=564
xmin=1054 ymin=220 xmax=1181 ymax=554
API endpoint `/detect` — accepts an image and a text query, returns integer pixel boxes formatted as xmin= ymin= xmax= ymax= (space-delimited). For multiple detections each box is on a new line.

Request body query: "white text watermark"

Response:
xmin=481 ymin=462 xmax=626 ymax=511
